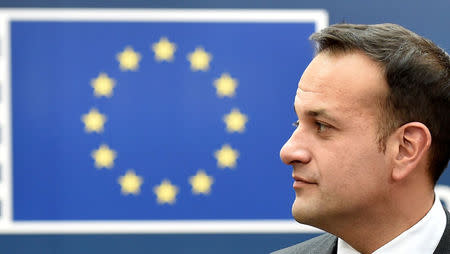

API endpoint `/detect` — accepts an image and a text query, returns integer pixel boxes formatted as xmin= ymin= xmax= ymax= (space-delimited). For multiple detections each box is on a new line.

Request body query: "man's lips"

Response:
xmin=292 ymin=175 xmax=316 ymax=188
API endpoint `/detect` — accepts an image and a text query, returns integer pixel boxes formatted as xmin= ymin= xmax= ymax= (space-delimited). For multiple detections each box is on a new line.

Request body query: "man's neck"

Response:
xmin=328 ymin=191 xmax=435 ymax=253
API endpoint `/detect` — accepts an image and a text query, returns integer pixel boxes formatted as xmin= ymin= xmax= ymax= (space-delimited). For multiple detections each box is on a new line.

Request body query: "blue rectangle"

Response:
xmin=11 ymin=21 xmax=315 ymax=220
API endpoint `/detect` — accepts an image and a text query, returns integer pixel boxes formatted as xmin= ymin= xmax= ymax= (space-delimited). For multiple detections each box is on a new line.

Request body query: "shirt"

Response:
xmin=337 ymin=196 xmax=447 ymax=254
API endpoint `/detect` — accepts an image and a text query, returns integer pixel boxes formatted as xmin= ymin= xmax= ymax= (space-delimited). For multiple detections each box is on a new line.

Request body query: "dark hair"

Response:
xmin=310 ymin=23 xmax=450 ymax=183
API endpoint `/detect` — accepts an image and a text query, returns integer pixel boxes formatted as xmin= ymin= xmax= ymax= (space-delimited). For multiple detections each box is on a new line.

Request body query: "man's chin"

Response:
xmin=292 ymin=201 xmax=307 ymax=222
xmin=291 ymin=199 xmax=319 ymax=225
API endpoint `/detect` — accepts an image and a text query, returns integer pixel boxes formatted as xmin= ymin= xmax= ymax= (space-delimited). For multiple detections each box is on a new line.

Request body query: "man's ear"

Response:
xmin=390 ymin=122 xmax=432 ymax=181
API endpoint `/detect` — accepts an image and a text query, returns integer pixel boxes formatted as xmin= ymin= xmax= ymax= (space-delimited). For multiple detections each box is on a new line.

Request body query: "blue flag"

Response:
xmin=10 ymin=17 xmax=317 ymax=221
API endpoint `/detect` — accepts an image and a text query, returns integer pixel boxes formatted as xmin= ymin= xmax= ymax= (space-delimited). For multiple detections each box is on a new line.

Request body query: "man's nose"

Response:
xmin=280 ymin=129 xmax=312 ymax=165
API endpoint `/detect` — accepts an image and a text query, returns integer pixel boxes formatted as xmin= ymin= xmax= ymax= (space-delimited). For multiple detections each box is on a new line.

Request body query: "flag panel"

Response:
xmin=11 ymin=21 xmax=315 ymax=220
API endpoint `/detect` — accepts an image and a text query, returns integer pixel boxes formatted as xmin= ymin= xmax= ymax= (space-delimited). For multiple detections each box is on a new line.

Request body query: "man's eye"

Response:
xmin=315 ymin=121 xmax=329 ymax=133
xmin=292 ymin=120 xmax=300 ymax=128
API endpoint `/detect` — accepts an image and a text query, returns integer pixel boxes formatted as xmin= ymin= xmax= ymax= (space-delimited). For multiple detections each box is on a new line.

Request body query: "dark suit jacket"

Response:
xmin=272 ymin=208 xmax=450 ymax=254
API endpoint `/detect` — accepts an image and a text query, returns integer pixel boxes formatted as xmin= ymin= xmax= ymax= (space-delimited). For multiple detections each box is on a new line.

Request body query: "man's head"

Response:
xmin=311 ymin=23 xmax=450 ymax=183
xmin=280 ymin=23 xmax=449 ymax=230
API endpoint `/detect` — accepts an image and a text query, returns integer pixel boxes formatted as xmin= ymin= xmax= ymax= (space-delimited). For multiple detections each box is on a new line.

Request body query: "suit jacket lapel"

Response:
xmin=433 ymin=207 xmax=450 ymax=254
xmin=327 ymin=236 xmax=338 ymax=254
xmin=332 ymin=239 xmax=338 ymax=254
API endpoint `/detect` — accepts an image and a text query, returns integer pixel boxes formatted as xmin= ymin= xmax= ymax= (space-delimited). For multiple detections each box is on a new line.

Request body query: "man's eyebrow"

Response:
xmin=307 ymin=109 xmax=338 ymax=122
xmin=294 ymin=106 xmax=338 ymax=122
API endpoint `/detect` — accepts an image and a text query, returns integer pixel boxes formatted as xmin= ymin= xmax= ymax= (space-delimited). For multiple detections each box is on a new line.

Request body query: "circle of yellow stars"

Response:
xmin=81 ymin=36 xmax=247 ymax=206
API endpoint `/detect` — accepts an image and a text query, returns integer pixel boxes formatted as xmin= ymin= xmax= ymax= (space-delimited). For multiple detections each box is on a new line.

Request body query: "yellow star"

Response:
xmin=118 ymin=170 xmax=143 ymax=195
xmin=152 ymin=37 xmax=176 ymax=62
xmin=81 ymin=108 xmax=107 ymax=133
xmin=187 ymin=47 xmax=212 ymax=71
xmin=153 ymin=179 xmax=179 ymax=205
xmin=91 ymin=144 xmax=117 ymax=169
xmin=91 ymin=73 xmax=116 ymax=97
xmin=116 ymin=46 xmax=141 ymax=71
xmin=189 ymin=170 xmax=214 ymax=195
xmin=214 ymin=144 xmax=239 ymax=169
xmin=224 ymin=108 xmax=248 ymax=133
xmin=213 ymin=73 xmax=238 ymax=97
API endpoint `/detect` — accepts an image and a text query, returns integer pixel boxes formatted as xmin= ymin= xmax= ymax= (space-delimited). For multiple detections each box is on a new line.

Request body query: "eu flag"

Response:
xmin=5 ymin=10 xmax=329 ymax=222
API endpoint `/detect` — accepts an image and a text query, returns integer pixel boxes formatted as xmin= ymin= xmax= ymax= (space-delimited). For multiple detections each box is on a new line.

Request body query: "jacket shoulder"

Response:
xmin=271 ymin=233 xmax=337 ymax=254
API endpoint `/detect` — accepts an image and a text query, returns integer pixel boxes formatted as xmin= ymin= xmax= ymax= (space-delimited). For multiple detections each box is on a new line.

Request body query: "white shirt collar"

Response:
xmin=337 ymin=195 xmax=447 ymax=254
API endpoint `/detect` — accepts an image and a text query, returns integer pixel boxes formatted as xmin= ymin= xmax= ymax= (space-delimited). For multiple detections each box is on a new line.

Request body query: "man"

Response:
xmin=273 ymin=23 xmax=449 ymax=254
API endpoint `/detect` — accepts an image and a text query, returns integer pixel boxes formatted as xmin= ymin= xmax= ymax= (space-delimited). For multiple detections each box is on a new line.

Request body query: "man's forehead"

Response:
xmin=294 ymin=90 xmax=340 ymax=117
xmin=295 ymin=52 xmax=387 ymax=108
